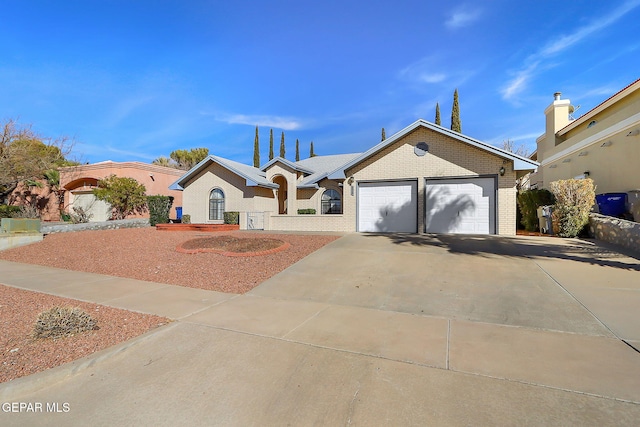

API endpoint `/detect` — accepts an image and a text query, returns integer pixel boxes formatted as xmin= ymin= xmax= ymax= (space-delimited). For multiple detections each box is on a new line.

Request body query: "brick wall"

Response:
xmin=345 ymin=127 xmax=517 ymax=235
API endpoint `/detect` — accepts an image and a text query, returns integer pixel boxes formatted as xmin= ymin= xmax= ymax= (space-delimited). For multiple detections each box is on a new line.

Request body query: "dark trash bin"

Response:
xmin=595 ymin=193 xmax=627 ymax=217
xmin=175 ymin=207 xmax=183 ymax=220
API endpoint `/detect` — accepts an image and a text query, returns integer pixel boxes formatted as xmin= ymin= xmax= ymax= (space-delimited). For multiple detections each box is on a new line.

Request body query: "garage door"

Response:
xmin=358 ymin=181 xmax=417 ymax=232
xmin=425 ymin=177 xmax=495 ymax=234
xmin=72 ymin=193 xmax=112 ymax=222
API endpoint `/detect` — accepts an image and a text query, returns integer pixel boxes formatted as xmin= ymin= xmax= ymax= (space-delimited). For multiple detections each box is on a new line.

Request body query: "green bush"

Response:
xmin=549 ymin=178 xmax=596 ymax=238
xmin=147 ymin=195 xmax=174 ymax=226
xmin=33 ymin=306 xmax=98 ymax=339
xmin=182 ymin=214 xmax=191 ymax=224
xmin=0 ymin=205 xmax=22 ymax=218
xmin=224 ymin=211 xmax=239 ymax=225
xmin=517 ymin=189 xmax=555 ymax=231
xmin=297 ymin=209 xmax=316 ymax=215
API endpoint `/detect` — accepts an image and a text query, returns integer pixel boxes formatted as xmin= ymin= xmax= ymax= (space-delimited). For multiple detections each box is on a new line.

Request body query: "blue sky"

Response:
xmin=2 ymin=0 xmax=639 ymax=165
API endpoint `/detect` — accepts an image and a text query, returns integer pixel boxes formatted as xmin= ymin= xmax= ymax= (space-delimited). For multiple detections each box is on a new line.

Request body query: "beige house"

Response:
xmin=171 ymin=119 xmax=538 ymax=235
xmin=530 ymin=78 xmax=640 ymax=194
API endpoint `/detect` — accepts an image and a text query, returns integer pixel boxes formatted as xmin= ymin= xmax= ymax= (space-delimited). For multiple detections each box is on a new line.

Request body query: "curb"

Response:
xmin=0 ymin=322 xmax=177 ymax=400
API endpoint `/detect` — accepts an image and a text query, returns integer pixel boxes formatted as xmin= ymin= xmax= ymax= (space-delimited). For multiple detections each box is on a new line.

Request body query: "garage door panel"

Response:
xmin=358 ymin=181 xmax=417 ymax=233
xmin=425 ymin=178 xmax=495 ymax=234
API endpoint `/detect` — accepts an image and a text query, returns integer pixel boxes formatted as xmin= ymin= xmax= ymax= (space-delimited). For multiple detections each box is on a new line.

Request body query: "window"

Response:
xmin=321 ymin=189 xmax=341 ymax=214
xmin=209 ymin=188 xmax=224 ymax=220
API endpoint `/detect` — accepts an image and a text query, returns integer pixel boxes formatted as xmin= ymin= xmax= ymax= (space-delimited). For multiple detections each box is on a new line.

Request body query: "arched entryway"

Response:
xmin=272 ymin=175 xmax=288 ymax=214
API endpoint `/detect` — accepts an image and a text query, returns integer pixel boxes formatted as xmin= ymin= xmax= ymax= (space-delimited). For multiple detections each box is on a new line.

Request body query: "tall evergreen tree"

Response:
xmin=295 ymin=139 xmax=300 ymax=161
xmin=269 ymin=129 xmax=274 ymax=160
xmin=253 ymin=126 xmax=260 ymax=167
xmin=451 ymin=89 xmax=461 ymax=133
xmin=435 ymin=102 xmax=441 ymax=126
xmin=309 ymin=141 xmax=316 ymax=158
xmin=280 ymin=131 xmax=285 ymax=158
xmin=381 ymin=128 xmax=386 ymax=141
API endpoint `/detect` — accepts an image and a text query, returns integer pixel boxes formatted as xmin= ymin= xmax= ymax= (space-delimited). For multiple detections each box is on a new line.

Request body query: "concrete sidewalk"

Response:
xmin=1 ymin=233 xmax=639 ymax=425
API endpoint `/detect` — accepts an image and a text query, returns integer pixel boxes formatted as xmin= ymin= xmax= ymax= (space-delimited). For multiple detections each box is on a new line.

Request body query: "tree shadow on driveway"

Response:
xmin=365 ymin=233 xmax=640 ymax=271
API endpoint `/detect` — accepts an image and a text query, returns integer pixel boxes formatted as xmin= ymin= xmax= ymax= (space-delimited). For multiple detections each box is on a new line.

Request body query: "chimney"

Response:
xmin=542 ymin=92 xmax=572 ymax=150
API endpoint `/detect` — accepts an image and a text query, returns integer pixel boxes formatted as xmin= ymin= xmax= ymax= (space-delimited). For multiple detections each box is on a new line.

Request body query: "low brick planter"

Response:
xmin=156 ymin=223 xmax=240 ymax=232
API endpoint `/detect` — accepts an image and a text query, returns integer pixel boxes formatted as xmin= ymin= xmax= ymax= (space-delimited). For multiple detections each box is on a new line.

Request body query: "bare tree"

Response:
xmin=501 ymin=139 xmax=531 ymax=157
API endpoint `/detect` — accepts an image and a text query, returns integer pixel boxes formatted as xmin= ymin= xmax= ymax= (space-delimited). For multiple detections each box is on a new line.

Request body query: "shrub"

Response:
xmin=93 ymin=175 xmax=147 ymax=220
xmin=69 ymin=206 xmax=93 ymax=223
xmin=549 ymin=178 xmax=596 ymax=238
xmin=297 ymin=209 xmax=316 ymax=215
xmin=182 ymin=214 xmax=191 ymax=224
xmin=33 ymin=306 xmax=98 ymax=339
xmin=517 ymin=189 xmax=555 ymax=231
xmin=224 ymin=211 xmax=239 ymax=225
xmin=0 ymin=205 xmax=22 ymax=218
xmin=147 ymin=195 xmax=174 ymax=226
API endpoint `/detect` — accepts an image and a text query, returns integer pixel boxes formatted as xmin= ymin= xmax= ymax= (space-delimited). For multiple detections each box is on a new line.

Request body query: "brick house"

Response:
xmin=171 ymin=119 xmax=538 ymax=234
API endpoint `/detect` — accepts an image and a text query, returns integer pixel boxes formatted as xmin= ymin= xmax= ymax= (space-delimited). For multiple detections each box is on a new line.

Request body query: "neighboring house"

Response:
xmin=11 ymin=161 xmax=184 ymax=221
xmin=60 ymin=161 xmax=184 ymax=221
xmin=529 ymin=78 xmax=640 ymax=194
xmin=171 ymin=119 xmax=538 ymax=235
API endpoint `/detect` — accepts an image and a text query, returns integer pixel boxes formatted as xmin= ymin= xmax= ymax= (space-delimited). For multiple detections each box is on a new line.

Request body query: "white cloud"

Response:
xmin=445 ymin=6 xmax=482 ymax=29
xmin=215 ymin=113 xmax=303 ymax=130
xmin=500 ymin=62 xmax=538 ymax=100
xmin=399 ymin=57 xmax=447 ymax=85
xmin=501 ymin=0 xmax=640 ymax=100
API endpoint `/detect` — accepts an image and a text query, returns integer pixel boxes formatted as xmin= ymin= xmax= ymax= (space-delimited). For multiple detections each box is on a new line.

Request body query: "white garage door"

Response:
xmin=425 ymin=177 xmax=495 ymax=234
xmin=358 ymin=181 xmax=417 ymax=232
xmin=72 ymin=193 xmax=112 ymax=222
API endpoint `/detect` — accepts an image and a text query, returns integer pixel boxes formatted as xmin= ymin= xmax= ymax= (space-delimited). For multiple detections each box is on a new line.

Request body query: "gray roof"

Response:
xmin=170 ymin=119 xmax=539 ymax=192
xmin=328 ymin=119 xmax=539 ymax=179
xmin=295 ymin=153 xmax=362 ymax=188
xmin=260 ymin=157 xmax=315 ymax=174
xmin=169 ymin=155 xmax=278 ymax=191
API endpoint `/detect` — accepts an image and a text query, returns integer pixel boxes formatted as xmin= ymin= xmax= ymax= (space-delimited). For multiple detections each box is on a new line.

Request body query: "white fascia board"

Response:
xmin=541 ymin=111 xmax=640 ymax=166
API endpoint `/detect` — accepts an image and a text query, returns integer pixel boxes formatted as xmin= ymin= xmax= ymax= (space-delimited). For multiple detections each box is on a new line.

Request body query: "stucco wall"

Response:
xmin=344 ymin=127 xmax=517 ymax=235
xmin=536 ymin=88 xmax=640 ymax=193
xmin=182 ymin=162 xmax=275 ymax=223
xmin=9 ymin=162 xmax=184 ymax=221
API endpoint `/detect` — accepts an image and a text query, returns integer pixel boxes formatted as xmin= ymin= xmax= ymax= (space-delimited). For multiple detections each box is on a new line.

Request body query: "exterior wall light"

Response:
xmin=499 ymin=166 xmax=506 ymax=176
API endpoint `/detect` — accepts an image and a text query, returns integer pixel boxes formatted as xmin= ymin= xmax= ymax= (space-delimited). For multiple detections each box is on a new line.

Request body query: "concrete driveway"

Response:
xmin=1 ymin=233 xmax=639 ymax=426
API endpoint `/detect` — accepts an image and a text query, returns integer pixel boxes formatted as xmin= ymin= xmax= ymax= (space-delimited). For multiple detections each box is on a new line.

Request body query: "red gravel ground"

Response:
xmin=0 ymin=228 xmax=339 ymax=383
xmin=0 ymin=228 xmax=340 ymax=294
xmin=0 ymin=284 xmax=169 ymax=383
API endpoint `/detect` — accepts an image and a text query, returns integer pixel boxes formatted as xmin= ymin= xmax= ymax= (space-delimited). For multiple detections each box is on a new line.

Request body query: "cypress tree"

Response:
xmin=295 ymin=139 xmax=300 ymax=161
xmin=451 ymin=89 xmax=461 ymax=133
xmin=253 ymin=126 xmax=260 ymax=167
xmin=310 ymin=141 xmax=316 ymax=158
xmin=381 ymin=128 xmax=386 ymax=141
xmin=435 ymin=103 xmax=441 ymax=126
xmin=280 ymin=131 xmax=285 ymax=158
xmin=269 ymin=129 xmax=274 ymax=160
